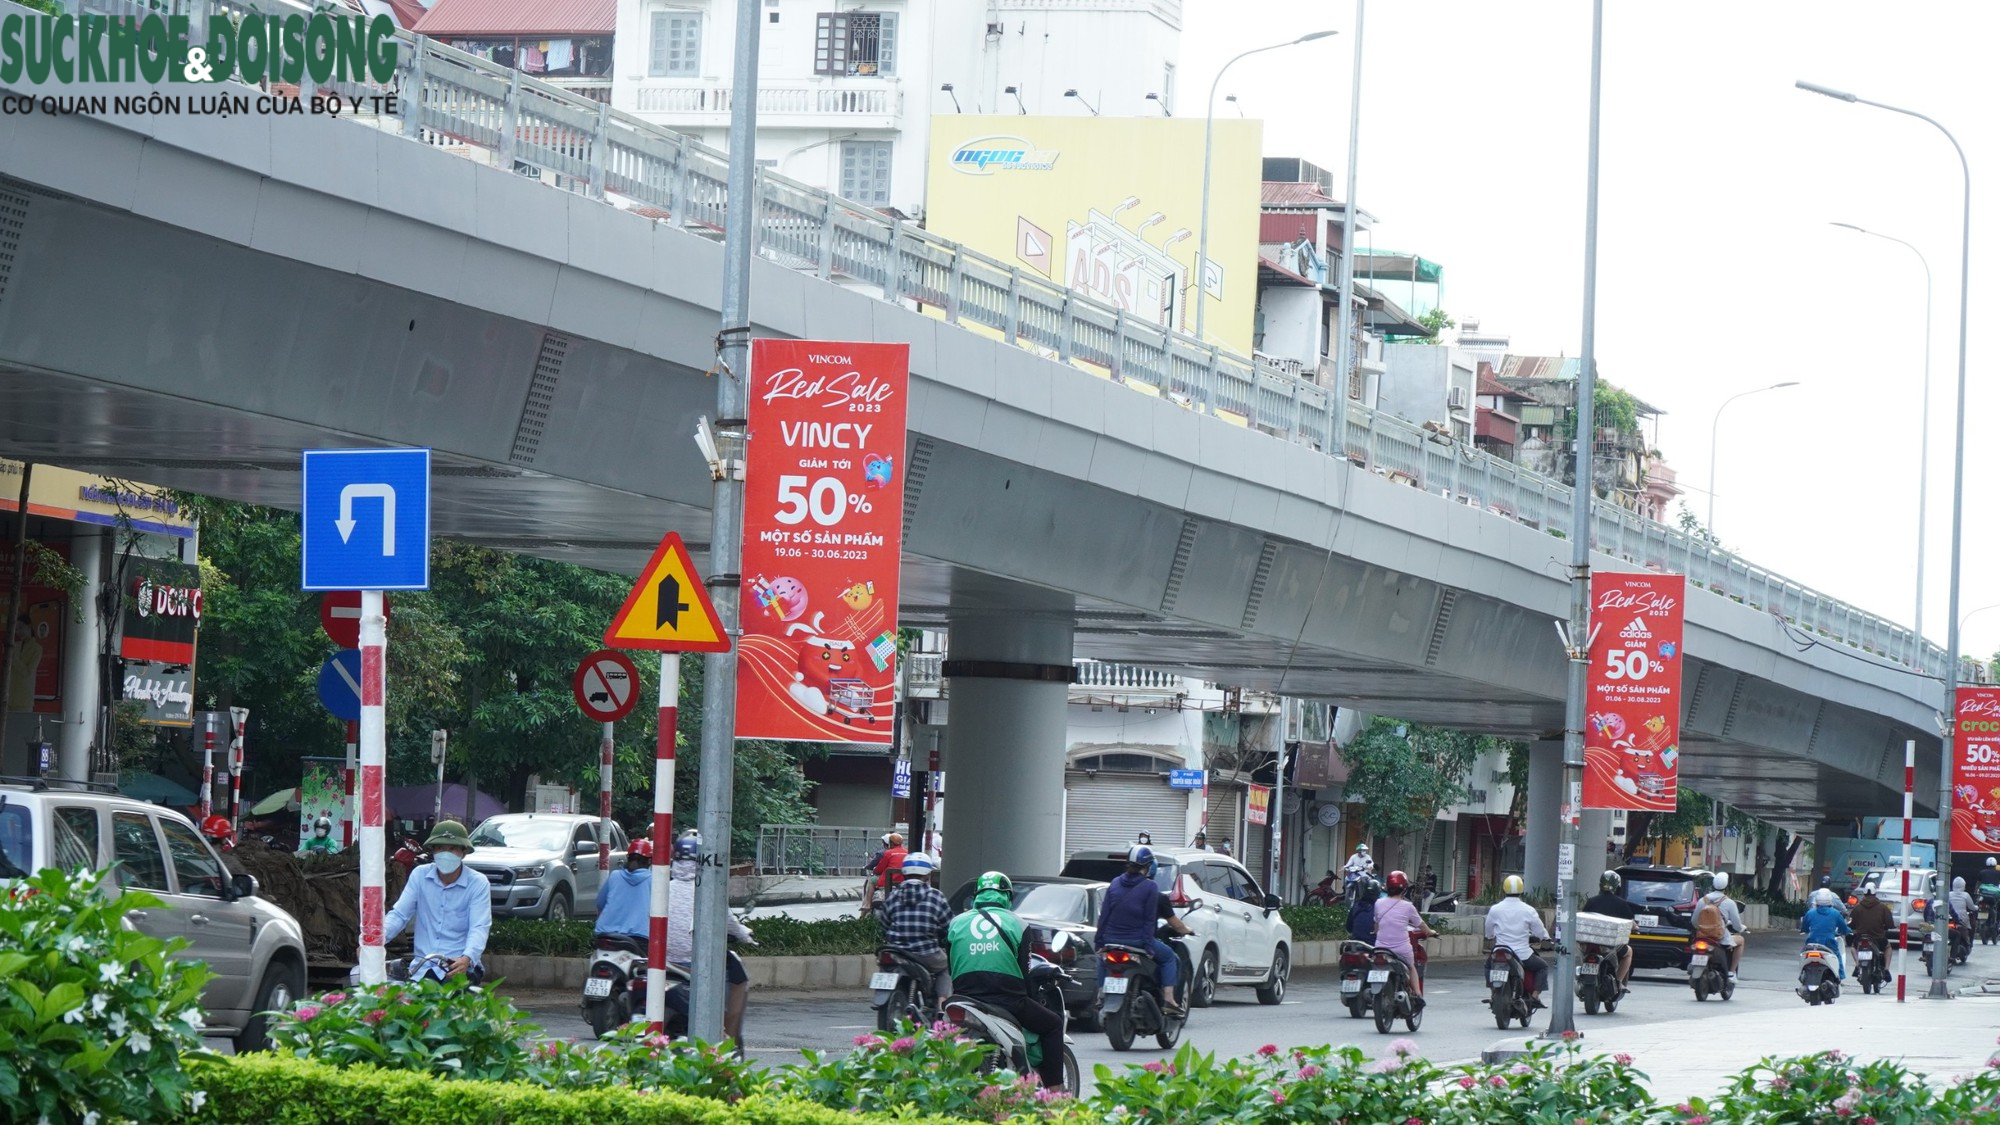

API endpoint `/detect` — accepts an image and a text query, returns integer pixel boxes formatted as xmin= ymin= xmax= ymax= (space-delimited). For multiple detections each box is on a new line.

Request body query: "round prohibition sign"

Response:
xmin=572 ymin=649 xmax=641 ymax=722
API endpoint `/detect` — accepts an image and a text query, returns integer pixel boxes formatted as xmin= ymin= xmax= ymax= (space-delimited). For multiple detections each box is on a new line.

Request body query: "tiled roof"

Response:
xmin=1261 ymin=181 xmax=1344 ymax=207
xmin=414 ymin=0 xmax=613 ymax=37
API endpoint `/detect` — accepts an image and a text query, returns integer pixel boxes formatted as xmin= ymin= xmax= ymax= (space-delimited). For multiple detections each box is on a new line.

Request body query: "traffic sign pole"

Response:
xmin=200 ymin=714 xmax=216 ymax=820
xmin=343 ymin=721 xmax=357 ymax=849
xmin=599 ymin=721 xmax=615 ymax=873
xmin=357 ymin=589 xmax=388 ymax=986
xmin=229 ymin=707 xmax=249 ymax=839
xmin=647 ymin=653 xmax=680 ymax=1032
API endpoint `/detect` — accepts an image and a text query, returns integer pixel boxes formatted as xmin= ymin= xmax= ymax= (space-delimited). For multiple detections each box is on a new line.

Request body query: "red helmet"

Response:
xmin=1385 ymin=870 xmax=1410 ymax=892
xmin=201 ymin=815 xmax=234 ymax=842
xmin=628 ymin=838 xmax=655 ymax=860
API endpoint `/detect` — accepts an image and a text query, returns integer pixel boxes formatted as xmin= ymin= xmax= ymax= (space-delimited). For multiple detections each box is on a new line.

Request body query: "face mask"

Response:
xmin=435 ymin=852 xmax=463 ymax=875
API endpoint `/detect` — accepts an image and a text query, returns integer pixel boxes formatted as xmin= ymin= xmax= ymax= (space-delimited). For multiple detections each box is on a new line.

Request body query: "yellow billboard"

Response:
xmin=925 ymin=116 xmax=1264 ymax=357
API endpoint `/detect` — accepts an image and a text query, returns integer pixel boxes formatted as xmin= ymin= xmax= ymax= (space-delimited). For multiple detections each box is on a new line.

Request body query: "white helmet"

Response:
xmin=901 ymin=852 xmax=936 ymax=877
xmin=1711 ymin=871 xmax=1729 ymax=892
xmin=1356 ymin=843 xmax=1370 ymax=853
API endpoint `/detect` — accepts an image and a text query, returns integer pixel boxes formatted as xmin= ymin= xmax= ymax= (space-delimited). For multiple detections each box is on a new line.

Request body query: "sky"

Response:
xmin=1176 ymin=1 xmax=2000 ymax=666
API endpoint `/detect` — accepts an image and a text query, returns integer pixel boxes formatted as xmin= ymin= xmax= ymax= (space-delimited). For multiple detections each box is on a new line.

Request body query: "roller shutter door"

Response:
xmin=1064 ymin=773 xmax=1188 ymax=856
xmin=1205 ymin=786 xmax=1241 ymax=852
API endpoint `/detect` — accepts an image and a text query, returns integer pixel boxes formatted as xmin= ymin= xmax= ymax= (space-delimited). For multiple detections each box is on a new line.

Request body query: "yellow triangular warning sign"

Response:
xmin=604 ymin=533 xmax=731 ymax=652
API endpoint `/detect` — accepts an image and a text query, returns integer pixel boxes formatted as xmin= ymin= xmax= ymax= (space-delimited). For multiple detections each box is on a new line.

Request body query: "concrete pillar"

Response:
xmin=1523 ymin=739 xmax=1563 ymax=894
xmin=1577 ymin=809 xmax=1611 ymax=900
xmin=938 ymin=575 xmax=1074 ymax=895
xmin=57 ymin=529 xmax=103 ymax=783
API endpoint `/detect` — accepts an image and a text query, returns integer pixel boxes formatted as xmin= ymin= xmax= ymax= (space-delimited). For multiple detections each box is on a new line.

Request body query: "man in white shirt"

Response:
xmin=1484 ymin=875 xmax=1551 ymax=1007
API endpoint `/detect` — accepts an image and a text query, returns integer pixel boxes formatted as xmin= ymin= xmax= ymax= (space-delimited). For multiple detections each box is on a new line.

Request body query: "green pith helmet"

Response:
xmin=976 ymin=870 xmax=1012 ymax=896
xmin=424 ymin=819 xmax=474 ymax=850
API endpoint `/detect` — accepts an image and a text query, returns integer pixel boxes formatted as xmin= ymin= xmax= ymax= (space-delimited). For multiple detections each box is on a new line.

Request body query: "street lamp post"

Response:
xmin=1193 ymin=29 xmax=1337 ymax=343
xmin=1705 ymin=381 xmax=1801 ymax=535
xmin=1830 ymin=222 xmax=1933 ymax=672
xmin=1797 ymin=79 xmax=1971 ymax=998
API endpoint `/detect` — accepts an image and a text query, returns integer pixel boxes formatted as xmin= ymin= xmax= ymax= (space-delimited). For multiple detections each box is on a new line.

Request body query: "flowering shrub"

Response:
xmin=782 ymin=1018 xmax=1075 ymax=1118
xmin=1094 ymin=1041 xmax=1437 ymax=1124
xmin=0 ymin=866 xmax=214 ymax=1124
xmin=531 ymin=1024 xmax=772 ymax=1102
xmin=1705 ymin=1048 xmax=2000 ymax=1124
xmin=1437 ymin=1040 xmax=1653 ymax=1124
xmin=264 ymin=977 xmax=532 ymax=1081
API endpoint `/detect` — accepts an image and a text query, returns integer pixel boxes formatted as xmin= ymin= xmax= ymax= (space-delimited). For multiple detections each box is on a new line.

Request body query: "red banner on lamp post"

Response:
xmin=736 ymin=339 xmax=909 ymax=744
xmin=1950 ymin=686 xmax=2000 ymax=853
xmin=1581 ymin=572 xmax=1686 ymax=813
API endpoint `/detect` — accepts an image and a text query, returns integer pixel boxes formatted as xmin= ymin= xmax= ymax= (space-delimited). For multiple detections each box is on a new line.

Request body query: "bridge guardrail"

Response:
xmin=109 ymin=9 xmax=1970 ymax=686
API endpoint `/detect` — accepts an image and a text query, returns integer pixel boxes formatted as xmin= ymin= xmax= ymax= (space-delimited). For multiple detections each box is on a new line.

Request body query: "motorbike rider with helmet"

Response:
xmin=860 ymin=832 xmax=908 ymax=916
xmin=1375 ymin=870 xmax=1438 ymax=1005
xmin=200 ymin=814 xmax=236 ymax=853
xmin=665 ymin=831 xmax=755 ymax=1045
xmin=1346 ymin=876 xmax=1381 ymax=946
xmin=1977 ymin=857 xmax=2000 ymax=932
xmin=1847 ymin=884 xmax=1894 ymax=964
xmin=594 ymin=836 xmax=655 ymax=940
xmin=1580 ymin=871 xmax=1638 ymax=987
xmin=382 ymin=819 xmax=491 ymax=981
xmin=1695 ymin=873 xmax=1748 ymax=981
xmin=947 ymin=872 xmax=1067 ymax=1091
xmin=1094 ymin=845 xmax=1194 ymax=1016
xmin=1482 ymin=874 xmax=1549 ymax=1008
xmin=1799 ymin=888 xmax=1852 ymax=979
xmin=1949 ymin=875 xmax=1977 ymax=928
xmin=301 ymin=814 xmax=341 ymax=855
xmin=880 ymin=851 xmax=954 ymax=999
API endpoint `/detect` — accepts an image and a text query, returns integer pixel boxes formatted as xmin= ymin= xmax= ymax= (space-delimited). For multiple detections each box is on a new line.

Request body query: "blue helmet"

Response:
xmin=1126 ymin=845 xmax=1154 ymax=870
xmin=674 ymin=831 xmax=702 ymax=860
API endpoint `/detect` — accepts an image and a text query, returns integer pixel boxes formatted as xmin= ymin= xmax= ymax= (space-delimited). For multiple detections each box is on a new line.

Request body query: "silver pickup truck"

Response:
xmin=465 ymin=812 xmax=629 ymax=920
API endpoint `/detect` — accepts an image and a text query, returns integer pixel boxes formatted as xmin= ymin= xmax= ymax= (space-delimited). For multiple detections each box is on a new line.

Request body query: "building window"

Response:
xmin=815 ymin=11 xmax=897 ymax=76
xmin=1072 ymin=753 xmax=1173 ymax=774
xmin=649 ymin=10 xmax=702 ymax=77
xmin=839 ymin=139 xmax=892 ymax=207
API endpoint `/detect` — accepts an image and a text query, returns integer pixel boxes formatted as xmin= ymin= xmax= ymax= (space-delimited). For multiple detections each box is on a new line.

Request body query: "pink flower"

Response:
xmin=1034 ymin=1089 xmax=1066 ymax=1103
xmin=361 ymin=1009 xmax=387 ymax=1026
xmin=322 ymin=991 xmax=348 ymax=1006
xmin=1562 ymin=1029 xmax=1580 ymax=1041
xmin=1258 ymin=1043 xmax=1280 ymax=1057
xmin=889 ymin=1036 xmax=916 ymax=1053
xmin=1271 ymin=1090 xmax=1287 ymax=1105
xmin=852 ymin=1034 xmax=884 ymax=1048
xmin=1457 ymin=1076 xmax=1476 ymax=1090
xmin=1388 ymin=1038 xmax=1421 ymax=1059
xmin=1613 ymin=1053 xmax=1633 ymax=1066
xmin=1860 ymin=1117 xmax=1878 ymax=1125
xmin=979 ymin=1085 xmax=1002 ymax=1099
xmin=1406 ymin=1119 xmax=1425 ymax=1125
xmin=1826 ymin=1049 xmax=1848 ymax=1062
xmin=1143 ymin=1061 xmax=1170 ymax=1074
xmin=1489 ymin=1075 xmax=1507 ymax=1088
xmin=295 ymin=1005 xmax=322 ymax=1022
xmin=1512 ymin=1064 xmax=1533 ymax=1076
xmin=1773 ymin=1076 xmax=1791 ymax=1089
xmin=1298 ymin=1064 xmax=1322 ymax=1079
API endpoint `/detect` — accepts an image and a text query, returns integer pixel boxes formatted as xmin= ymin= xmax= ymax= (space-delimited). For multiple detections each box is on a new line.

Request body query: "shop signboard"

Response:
xmin=1581 ymin=572 xmax=1686 ymax=812
xmin=736 ymin=339 xmax=909 ymax=744
xmin=1950 ymin=685 xmax=2000 ymax=853
xmin=1247 ymin=783 xmax=1271 ymax=826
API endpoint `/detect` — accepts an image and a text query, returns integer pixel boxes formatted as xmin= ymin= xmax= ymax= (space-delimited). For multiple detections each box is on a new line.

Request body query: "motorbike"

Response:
xmin=1575 ymin=940 xmax=1627 ymax=1016
xmin=1796 ymin=942 xmax=1841 ymax=1005
xmin=1950 ymin=917 xmax=1972 ymax=966
xmin=580 ymin=934 xmax=692 ymax=1039
xmin=1419 ymin=888 xmax=1460 ymax=914
xmin=1337 ymin=939 xmax=1377 ymax=1019
xmin=350 ymin=952 xmax=485 ymax=990
xmin=1365 ymin=935 xmax=1425 ymax=1034
xmin=870 ymin=947 xmax=944 ymax=1033
xmin=1303 ymin=870 xmax=1340 ymax=907
xmin=1686 ymin=938 xmax=1735 ymax=1002
xmin=1850 ymin=934 xmax=1889 ymax=994
xmin=1098 ymin=938 xmax=1188 ymax=1051
xmin=1980 ymin=896 xmax=2000 ymax=946
xmin=1484 ymin=944 xmax=1537 ymax=1030
xmin=944 ymin=950 xmax=1081 ymax=1093
xmin=391 ymin=836 xmax=430 ymax=873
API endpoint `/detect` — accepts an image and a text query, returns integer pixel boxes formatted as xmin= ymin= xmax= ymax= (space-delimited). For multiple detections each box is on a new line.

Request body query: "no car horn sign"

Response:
xmin=572 ymin=649 xmax=641 ymax=723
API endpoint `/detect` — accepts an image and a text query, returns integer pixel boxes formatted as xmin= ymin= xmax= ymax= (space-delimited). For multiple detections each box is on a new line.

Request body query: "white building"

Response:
xmin=611 ymin=0 xmax=1182 ymax=217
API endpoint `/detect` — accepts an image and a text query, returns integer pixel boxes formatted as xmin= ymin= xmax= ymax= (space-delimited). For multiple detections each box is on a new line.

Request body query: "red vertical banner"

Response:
xmin=1950 ymin=686 xmax=2000 ymax=853
xmin=1247 ymin=784 xmax=1271 ymax=826
xmin=1581 ymin=572 xmax=1686 ymax=812
xmin=737 ymin=339 xmax=909 ymax=744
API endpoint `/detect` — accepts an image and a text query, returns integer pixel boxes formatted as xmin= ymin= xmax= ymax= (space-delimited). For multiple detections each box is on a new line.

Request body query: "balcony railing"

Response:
xmin=107 ymin=17 xmax=1978 ymax=689
xmin=1073 ymin=663 xmax=1185 ymax=691
xmin=631 ymin=77 xmax=900 ymax=120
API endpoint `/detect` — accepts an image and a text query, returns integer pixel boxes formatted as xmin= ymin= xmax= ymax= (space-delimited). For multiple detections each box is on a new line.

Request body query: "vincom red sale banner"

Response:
xmin=1950 ymin=686 xmax=2000 ymax=853
xmin=1581 ymin=572 xmax=1686 ymax=812
xmin=736 ymin=339 xmax=908 ymax=744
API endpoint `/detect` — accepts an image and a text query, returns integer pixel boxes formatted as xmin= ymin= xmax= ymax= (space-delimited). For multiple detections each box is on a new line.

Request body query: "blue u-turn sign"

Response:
xmin=301 ymin=448 xmax=431 ymax=591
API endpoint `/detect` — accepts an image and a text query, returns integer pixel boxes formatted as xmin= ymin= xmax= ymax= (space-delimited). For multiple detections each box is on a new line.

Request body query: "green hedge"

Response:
xmin=191 ymin=1055 xmax=1008 ymax=1125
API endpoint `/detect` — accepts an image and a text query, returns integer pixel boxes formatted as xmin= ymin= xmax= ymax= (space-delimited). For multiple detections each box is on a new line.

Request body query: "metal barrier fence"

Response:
xmin=129 ymin=10 xmax=1970 ymax=685
xmin=755 ymin=824 xmax=883 ymax=876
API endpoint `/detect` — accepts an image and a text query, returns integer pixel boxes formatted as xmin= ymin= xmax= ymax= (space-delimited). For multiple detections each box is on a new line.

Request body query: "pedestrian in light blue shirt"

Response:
xmin=596 ymin=836 xmax=655 ymax=939
xmin=383 ymin=819 xmax=492 ymax=980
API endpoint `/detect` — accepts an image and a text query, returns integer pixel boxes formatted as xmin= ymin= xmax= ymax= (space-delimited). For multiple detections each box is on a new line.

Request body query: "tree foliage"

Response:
xmin=1406 ymin=307 xmax=1456 ymax=345
xmin=183 ymin=497 xmax=824 ymax=856
xmin=1337 ymin=716 xmax=1507 ymax=840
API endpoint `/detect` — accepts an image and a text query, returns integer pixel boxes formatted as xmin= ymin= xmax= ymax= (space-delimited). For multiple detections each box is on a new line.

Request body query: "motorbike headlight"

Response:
xmin=513 ymin=865 xmax=547 ymax=878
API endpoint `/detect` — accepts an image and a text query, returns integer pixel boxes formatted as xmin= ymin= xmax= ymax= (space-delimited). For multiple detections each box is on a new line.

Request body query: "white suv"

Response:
xmin=1061 ymin=848 xmax=1293 ymax=1007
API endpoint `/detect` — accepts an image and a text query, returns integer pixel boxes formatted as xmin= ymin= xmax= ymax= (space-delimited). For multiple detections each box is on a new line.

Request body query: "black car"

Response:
xmin=944 ymin=874 xmax=1106 ymax=1027
xmin=1614 ymin=864 xmax=1712 ymax=970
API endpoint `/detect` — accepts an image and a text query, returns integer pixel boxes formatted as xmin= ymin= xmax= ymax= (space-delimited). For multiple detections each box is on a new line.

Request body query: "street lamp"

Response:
xmin=1829 ymin=221 xmax=1933 ymax=673
xmin=1193 ymin=29 xmax=1338 ymax=342
xmin=1705 ymin=381 xmax=1800 ymax=534
xmin=1798 ymin=78 xmax=1971 ymax=999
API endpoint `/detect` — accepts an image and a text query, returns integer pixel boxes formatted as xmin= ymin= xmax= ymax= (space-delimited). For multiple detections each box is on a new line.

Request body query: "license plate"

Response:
xmin=1859 ymin=951 xmax=1874 ymax=961
xmin=1488 ymin=970 xmax=1510 ymax=986
xmin=1367 ymin=970 xmax=1389 ymax=983
xmin=1687 ymin=954 xmax=1708 ymax=968
xmin=1102 ymin=976 xmax=1129 ymax=994
xmin=1340 ymin=979 xmax=1361 ymax=994
xmin=869 ymin=972 xmax=901 ymax=991
xmin=1635 ymin=914 xmax=1659 ymax=927
xmin=584 ymin=977 xmax=612 ymax=998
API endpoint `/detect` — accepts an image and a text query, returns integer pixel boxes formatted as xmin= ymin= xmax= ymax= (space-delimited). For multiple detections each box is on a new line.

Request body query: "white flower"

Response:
xmin=83 ymin=1112 xmax=100 ymax=1125
xmin=97 ymin=962 xmax=122 ymax=984
xmin=106 ymin=1012 xmax=128 ymax=1037
xmin=90 ymin=993 xmax=108 ymax=1016
xmin=127 ymin=1031 xmax=151 ymax=1054
xmin=58 ymin=935 xmax=86 ymax=956
xmin=178 ymin=1007 xmax=202 ymax=1027
xmin=188 ymin=1091 xmax=207 ymax=1111
xmin=60 ymin=1006 xmax=85 ymax=1025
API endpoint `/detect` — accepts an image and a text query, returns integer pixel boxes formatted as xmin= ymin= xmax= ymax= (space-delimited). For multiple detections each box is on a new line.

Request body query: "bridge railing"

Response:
xmin=157 ymin=17 xmax=1969 ymax=685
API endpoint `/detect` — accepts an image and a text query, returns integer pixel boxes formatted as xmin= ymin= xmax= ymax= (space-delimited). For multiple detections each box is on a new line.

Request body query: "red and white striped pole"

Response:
xmin=647 ymin=653 xmax=680 ymax=1032
xmin=343 ymin=721 xmax=358 ymax=848
xmin=228 ymin=707 xmax=248 ymax=837
xmin=1898 ymin=738 xmax=1915 ymax=1002
xmin=357 ymin=589 xmax=389 ymax=986
xmin=599 ymin=721 xmax=615 ymax=872
xmin=199 ymin=713 xmax=215 ymax=820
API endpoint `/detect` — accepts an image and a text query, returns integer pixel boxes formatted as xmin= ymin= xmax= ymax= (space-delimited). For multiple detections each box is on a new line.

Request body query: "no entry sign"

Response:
xmin=321 ymin=591 xmax=391 ymax=649
xmin=573 ymin=649 xmax=641 ymax=723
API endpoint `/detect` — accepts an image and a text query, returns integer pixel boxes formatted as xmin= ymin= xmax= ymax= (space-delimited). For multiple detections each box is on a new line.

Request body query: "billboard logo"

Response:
xmin=950 ymin=135 xmax=1060 ymax=175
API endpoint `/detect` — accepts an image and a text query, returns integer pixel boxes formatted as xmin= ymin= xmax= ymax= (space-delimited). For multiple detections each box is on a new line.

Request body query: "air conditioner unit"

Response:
xmin=1448 ymin=386 xmax=1468 ymax=409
